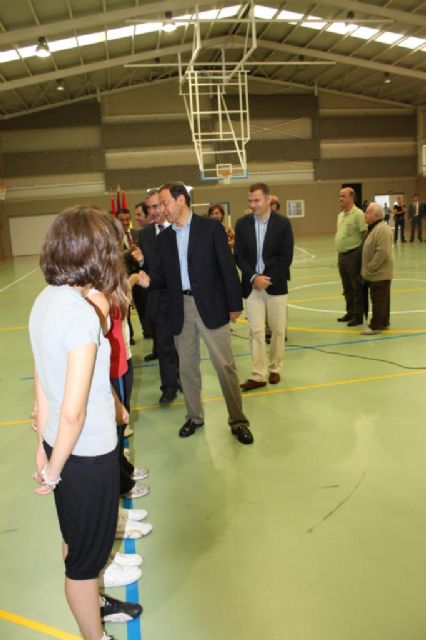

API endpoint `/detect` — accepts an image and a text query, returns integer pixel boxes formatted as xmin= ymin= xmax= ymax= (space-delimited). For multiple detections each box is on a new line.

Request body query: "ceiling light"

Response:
xmin=56 ymin=79 xmax=65 ymax=91
xmin=383 ymin=72 xmax=391 ymax=84
xmin=162 ymin=10 xmax=177 ymax=32
xmin=35 ymin=37 xmax=51 ymax=58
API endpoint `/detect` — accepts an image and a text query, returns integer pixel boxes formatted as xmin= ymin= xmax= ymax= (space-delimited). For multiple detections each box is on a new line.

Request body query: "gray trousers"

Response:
xmin=174 ymin=296 xmax=249 ymax=428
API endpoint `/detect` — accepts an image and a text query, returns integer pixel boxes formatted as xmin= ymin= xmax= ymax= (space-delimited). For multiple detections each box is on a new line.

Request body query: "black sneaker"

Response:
xmin=100 ymin=594 xmax=143 ymax=623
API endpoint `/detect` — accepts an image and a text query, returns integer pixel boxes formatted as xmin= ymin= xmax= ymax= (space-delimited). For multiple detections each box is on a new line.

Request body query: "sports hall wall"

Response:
xmin=0 ymin=79 xmax=425 ymax=257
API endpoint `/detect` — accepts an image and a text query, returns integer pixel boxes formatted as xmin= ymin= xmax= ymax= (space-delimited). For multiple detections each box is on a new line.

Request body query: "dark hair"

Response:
xmin=249 ymin=182 xmax=270 ymax=196
xmin=207 ymin=203 xmax=225 ymax=221
xmin=41 ymin=205 xmax=127 ymax=301
xmin=160 ymin=182 xmax=191 ymax=207
xmin=135 ymin=202 xmax=149 ymax=216
xmin=270 ymin=198 xmax=280 ymax=210
xmin=117 ymin=208 xmax=130 ymax=215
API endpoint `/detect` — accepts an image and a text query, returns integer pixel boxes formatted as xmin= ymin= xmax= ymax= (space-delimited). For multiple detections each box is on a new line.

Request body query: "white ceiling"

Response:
xmin=0 ymin=0 xmax=426 ymax=118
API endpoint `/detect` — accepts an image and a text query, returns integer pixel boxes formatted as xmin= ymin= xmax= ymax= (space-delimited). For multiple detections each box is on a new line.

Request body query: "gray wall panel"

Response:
xmin=317 ymin=156 xmax=417 ymax=179
xmin=3 ymin=149 xmax=105 ymax=177
xmin=227 ymin=94 xmax=318 ymax=118
xmin=103 ymin=121 xmax=194 ymax=149
xmin=0 ymin=101 xmax=101 ymax=129
xmin=105 ymin=166 xmax=201 ymax=191
xmin=319 ymin=115 xmax=416 ymax=139
xmin=247 ymin=139 xmax=320 ymax=161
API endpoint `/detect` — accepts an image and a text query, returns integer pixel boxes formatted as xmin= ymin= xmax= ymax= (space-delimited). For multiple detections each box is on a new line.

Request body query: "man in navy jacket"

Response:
xmin=138 ymin=182 xmax=253 ymax=445
xmin=235 ymin=183 xmax=293 ymax=390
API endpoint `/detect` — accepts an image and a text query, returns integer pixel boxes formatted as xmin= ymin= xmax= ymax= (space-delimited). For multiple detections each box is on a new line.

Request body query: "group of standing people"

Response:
xmin=335 ymin=187 xmax=394 ymax=336
xmin=29 ymin=181 xmax=294 ymax=638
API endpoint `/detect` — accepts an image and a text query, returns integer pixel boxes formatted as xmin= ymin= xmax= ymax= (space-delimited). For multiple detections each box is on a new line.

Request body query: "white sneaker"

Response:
xmin=122 ymin=520 xmax=153 ymax=539
xmin=119 ymin=506 xmax=148 ymax=521
xmin=132 ymin=467 xmax=149 ymax=480
xmin=100 ymin=563 xmax=141 ymax=588
xmin=124 ymin=483 xmax=150 ymax=499
xmin=111 ymin=551 xmax=143 ymax=567
xmin=123 ymin=426 xmax=134 ymax=437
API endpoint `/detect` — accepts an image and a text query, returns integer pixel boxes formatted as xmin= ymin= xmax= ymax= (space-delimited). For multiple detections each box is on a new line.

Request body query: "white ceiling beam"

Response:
xmin=243 ymin=36 xmax=426 ymax=82
xmin=0 ymin=0 xmax=219 ymax=47
xmin=0 ymin=38 xmax=231 ymax=92
xmin=313 ymin=0 xmax=426 ymax=29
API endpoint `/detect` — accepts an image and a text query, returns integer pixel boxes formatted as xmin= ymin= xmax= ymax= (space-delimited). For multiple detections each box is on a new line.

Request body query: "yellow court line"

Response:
xmin=132 ymin=369 xmax=426 ymax=410
xmin=287 ymin=325 xmax=426 ymax=334
xmin=0 ymin=610 xmax=80 ymax=640
xmin=0 ymin=325 xmax=28 ymax=332
xmin=291 ymin=286 xmax=426 ymax=305
xmin=2 ymin=369 xmax=426 ymax=426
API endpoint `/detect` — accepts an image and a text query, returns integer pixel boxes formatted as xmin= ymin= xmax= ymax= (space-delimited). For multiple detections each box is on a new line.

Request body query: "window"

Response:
xmin=286 ymin=199 xmax=305 ymax=218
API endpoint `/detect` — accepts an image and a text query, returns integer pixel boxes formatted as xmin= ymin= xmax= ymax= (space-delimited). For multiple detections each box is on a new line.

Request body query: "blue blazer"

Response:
xmin=149 ymin=213 xmax=243 ymax=335
xmin=234 ymin=211 xmax=294 ymax=298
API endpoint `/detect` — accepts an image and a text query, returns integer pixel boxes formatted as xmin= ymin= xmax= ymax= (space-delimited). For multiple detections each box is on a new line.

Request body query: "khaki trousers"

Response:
xmin=174 ymin=296 xmax=249 ymax=428
xmin=245 ymin=289 xmax=287 ymax=382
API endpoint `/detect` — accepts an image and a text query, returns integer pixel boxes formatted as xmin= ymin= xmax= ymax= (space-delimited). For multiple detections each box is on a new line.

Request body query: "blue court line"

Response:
xmin=121 ymin=433 xmax=142 ymax=640
xmin=18 ymin=332 xmax=426 ymax=381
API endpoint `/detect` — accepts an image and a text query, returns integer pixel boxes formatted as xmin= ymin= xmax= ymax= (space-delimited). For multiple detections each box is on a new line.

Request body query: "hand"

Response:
xmin=30 ymin=406 xmax=38 ymax=432
xmin=138 ymin=271 xmax=150 ymax=288
xmin=252 ymin=275 xmax=271 ymax=290
xmin=116 ymin=402 xmax=129 ymax=426
xmin=229 ymin=311 xmax=241 ymax=323
xmin=128 ymin=273 xmax=140 ymax=288
xmin=132 ymin=247 xmax=143 ymax=263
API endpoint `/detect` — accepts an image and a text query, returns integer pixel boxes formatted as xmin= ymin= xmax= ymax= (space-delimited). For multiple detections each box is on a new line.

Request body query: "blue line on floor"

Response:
xmin=121 ymin=435 xmax=142 ymax=640
xmin=18 ymin=332 xmax=426 ymax=380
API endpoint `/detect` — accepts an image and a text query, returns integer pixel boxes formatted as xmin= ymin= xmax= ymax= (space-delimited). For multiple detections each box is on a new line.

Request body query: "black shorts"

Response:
xmin=43 ymin=441 xmax=119 ymax=580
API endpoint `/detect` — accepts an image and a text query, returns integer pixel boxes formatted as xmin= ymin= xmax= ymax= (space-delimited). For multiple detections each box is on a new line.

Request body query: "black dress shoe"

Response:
xmin=231 ymin=425 xmax=254 ymax=445
xmin=347 ymin=319 xmax=363 ymax=327
xmin=337 ymin=314 xmax=351 ymax=322
xmin=179 ymin=419 xmax=204 ymax=438
xmin=159 ymin=387 xmax=177 ymax=404
xmin=144 ymin=352 xmax=158 ymax=362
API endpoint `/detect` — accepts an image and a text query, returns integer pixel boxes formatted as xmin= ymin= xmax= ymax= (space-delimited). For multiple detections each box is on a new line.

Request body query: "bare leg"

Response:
xmin=65 ymin=576 xmax=103 ymax=640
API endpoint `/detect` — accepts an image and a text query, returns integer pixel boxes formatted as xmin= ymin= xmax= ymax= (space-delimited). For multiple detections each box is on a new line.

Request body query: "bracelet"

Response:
xmin=40 ymin=465 xmax=62 ymax=489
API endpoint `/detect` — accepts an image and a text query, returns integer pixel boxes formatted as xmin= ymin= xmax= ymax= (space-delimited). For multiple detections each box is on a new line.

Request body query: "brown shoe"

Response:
xmin=268 ymin=372 xmax=280 ymax=384
xmin=240 ymin=378 xmax=267 ymax=391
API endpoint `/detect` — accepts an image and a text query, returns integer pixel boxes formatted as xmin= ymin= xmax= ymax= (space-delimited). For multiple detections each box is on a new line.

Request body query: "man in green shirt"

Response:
xmin=334 ymin=187 xmax=367 ymax=326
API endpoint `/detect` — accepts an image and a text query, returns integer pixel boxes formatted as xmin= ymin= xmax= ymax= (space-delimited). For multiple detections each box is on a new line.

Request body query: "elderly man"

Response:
xmin=360 ymin=203 xmax=394 ymax=336
xmin=335 ymin=187 xmax=367 ymax=327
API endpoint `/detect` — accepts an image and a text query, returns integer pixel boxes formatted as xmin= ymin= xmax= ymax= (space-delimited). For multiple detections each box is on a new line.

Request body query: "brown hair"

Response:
xmin=248 ymin=182 xmax=270 ymax=196
xmin=41 ymin=205 xmax=129 ymax=315
xmin=207 ymin=203 xmax=225 ymax=221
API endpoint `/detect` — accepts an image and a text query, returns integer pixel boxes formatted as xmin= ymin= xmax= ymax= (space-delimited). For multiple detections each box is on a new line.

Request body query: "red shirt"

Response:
xmin=107 ymin=309 xmax=128 ymax=379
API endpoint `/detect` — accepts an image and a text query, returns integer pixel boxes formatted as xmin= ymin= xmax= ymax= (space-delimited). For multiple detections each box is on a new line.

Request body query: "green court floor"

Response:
xmin=1 ymin=236 xmax=426 ymax=640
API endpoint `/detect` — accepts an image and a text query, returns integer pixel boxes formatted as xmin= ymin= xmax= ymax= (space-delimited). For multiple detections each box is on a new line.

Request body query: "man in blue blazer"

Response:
xmin=138 ymin=182 xmax=253 ymax=445
xmin=235 ymin=183 xmax=294 ymax=390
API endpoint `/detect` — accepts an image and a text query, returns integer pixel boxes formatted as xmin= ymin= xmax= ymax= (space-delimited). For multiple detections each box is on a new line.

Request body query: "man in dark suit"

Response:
xmin=408 ymin=193 xmax=425 ymax=242
xmin=235 ymin=182 xmax=294 ymax=390
xmin=138 ymin=182 xmax=253 ymax=445
xmin=137 ymin=189 xmax=179 ymax=404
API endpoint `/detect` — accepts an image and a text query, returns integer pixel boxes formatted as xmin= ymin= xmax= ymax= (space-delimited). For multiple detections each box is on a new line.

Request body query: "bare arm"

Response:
xmin=36 ymin=343 xmax=97 ymax=495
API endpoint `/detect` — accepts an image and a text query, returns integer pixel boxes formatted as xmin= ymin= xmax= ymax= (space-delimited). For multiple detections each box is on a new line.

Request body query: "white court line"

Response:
xmin=294 ymin=246 xmax=316 ymax=259
xmin=0 ymin=267 xmax=39 ymax=294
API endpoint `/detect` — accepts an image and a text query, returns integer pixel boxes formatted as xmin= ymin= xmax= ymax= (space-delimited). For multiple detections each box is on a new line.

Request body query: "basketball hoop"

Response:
xmin=216 ymin=163 xmax=233 ymax=185
xmin=0 ymin=185 xmax=7 ymax=201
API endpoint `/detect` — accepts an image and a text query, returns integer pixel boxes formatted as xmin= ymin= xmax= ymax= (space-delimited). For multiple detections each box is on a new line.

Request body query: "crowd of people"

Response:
xmin=28 ymin=182 xmax=425 ymax=639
